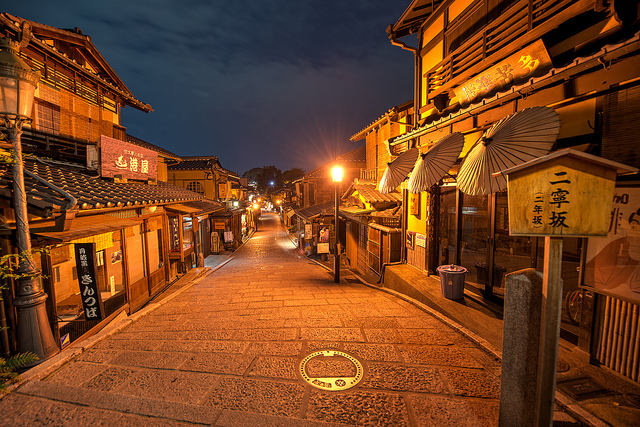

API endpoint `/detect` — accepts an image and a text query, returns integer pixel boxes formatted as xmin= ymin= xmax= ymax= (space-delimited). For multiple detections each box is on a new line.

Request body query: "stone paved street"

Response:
xmin=1 ymin=212 xmax=505 ymax=426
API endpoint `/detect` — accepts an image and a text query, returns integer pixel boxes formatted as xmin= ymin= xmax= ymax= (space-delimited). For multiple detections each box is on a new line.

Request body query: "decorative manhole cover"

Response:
xmin=299 ymin=350 xmax=364 ymax=391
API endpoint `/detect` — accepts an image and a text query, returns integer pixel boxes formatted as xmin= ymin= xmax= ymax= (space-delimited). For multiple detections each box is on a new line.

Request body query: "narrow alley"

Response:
xmin=2 ymin=213 xmax=526 ymax=426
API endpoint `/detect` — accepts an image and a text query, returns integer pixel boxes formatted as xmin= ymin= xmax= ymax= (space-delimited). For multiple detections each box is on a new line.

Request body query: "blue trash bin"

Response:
xmin=436 ymin=264 xmax=468 ymax=300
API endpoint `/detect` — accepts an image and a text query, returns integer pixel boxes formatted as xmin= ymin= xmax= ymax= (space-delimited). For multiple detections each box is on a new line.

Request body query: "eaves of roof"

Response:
xmin=344 ymin=183 xmax=401 ymax=204
xmin=181 ymin=199 xmax=226 ymax=215
xmin=294 ymin=202 xmax=334 ymax=222
xmin=168 ymin=159 xmax=214 ymax=171
xmin=350 ymin=100 xmax=414 ymax=141
xmin=126 ymin=135 xmax=180 ymax=160
xmin=0 ymin=159 xmax=204 ymax=215
xmin=1 ymin=13 xmax=153 ymax=113
xmin=390 ymin=29 xmax=640 ymax=147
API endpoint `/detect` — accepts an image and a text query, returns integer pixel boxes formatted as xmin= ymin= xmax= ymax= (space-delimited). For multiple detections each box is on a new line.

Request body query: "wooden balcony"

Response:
xmin=360 ymin=168 xmax=377 ymax=182
xmin=20 ymin=127 xmax=94 ymax=165
xmin=424 ymin=0 xmax=596 ymax=101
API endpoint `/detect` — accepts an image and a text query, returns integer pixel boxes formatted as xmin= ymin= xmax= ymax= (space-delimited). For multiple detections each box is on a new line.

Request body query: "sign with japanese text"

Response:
xmin=453 ymin=39 xmax=552 ymax=106
xmin=74 ymin=243 xmax=104 ymax=321
xmin=406 ymin=231 xmax=415 ymax=250
xmin=584 ymin=187 xmax=640 ymax=304
xmin=409 ymin=193 xmax=420 ymax=216
xmin=100 ymin=135 xmax=158 ymax=180
xmin=505 ymin=151 xmax=627 ymax=237
xmin=169 ymin=217 xmax=180 ymax=252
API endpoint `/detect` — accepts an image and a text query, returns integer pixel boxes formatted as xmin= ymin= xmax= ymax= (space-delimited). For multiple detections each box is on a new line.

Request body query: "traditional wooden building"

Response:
xmin=340 ymin=181 xmax=402 ymax=275
xmin=376 ymin=0 xmax=640 ymax=382
xmin=167 ymin=156 xmax=248 ymax=251
xmin=0 ymin=14 xmax=217 ymax=355
xmin=167 ymin=156 xmax=247 ymax=202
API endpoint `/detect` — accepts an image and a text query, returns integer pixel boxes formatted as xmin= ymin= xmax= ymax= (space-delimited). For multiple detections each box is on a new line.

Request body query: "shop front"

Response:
xmin=35 ymin=214 xmax=143 ymax=347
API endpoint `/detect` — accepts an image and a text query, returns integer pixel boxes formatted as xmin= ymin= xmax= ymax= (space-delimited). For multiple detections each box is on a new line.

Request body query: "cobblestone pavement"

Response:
xmin=2 ymin=212 xmax=521 ymax=426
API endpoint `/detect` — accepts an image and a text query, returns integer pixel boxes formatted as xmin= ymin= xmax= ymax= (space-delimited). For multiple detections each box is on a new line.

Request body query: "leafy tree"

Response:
xmin=242 ymin=167 xmax=263 ymax=186
xmin=256 ymin=166 xmax=282 ymax=193
xmin=282 ymin=168 xmax=305 ymax=184
xmin=1 ymin=352 xmax=38 ymax=393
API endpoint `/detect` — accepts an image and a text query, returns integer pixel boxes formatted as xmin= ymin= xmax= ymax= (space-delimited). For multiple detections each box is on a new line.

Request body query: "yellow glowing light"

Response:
xmin=253 ymin=203 xmax=259 ymax=210
xmin=332 ymin=166 xmax=343 ymax=183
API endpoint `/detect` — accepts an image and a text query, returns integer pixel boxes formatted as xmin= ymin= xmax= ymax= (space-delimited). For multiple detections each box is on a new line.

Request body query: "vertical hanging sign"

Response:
xmin=74 ymin=243 xmax=104 ymax=321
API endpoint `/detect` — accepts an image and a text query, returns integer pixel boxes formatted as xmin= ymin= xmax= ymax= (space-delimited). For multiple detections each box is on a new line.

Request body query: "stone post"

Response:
xmin=499 ymin=268 xmax=544 ymax=426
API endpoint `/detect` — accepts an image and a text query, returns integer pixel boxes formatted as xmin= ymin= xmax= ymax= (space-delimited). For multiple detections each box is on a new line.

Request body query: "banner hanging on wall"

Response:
xmin=584 ymin=187 xmax=640 ymax=304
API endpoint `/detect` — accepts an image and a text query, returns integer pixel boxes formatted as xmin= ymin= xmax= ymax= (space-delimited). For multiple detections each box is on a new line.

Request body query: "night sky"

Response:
xmin=7 ymin=1 xmax=414 ymax=175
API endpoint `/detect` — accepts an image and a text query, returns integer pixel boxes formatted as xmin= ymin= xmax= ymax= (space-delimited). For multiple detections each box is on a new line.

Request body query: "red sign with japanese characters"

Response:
xmin=100 ymin=135 xmax=158 ymax=180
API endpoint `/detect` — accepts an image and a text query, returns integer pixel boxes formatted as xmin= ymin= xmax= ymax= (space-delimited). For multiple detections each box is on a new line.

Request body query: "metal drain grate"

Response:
xmin=557 ymin=376 xmax=612 ymax=400
xmin=299 ymin=350 xmax=364 ymax=391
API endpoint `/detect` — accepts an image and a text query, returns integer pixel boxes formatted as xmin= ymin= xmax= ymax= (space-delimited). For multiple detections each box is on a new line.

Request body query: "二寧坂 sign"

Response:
xmin=100 ymin=135 xmax=158 ymax=180
xmin=501 ymin=149 xmax=637 ymax=237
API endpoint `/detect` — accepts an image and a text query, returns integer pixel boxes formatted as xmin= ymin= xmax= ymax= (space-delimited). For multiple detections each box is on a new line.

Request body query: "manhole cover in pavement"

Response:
xmin=299 ymin=350 xmax=363 ymax=391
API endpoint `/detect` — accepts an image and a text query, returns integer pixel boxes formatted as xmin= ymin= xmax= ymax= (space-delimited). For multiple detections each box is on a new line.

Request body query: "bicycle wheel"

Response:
xmin=564 ymin=289 xmax=583 ymax=326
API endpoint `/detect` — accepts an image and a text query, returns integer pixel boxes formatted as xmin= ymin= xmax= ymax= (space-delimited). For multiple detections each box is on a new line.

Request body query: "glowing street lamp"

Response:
xmin=0 ymin=37 xmax=58 ymax=362
xmin=332 ymin=166 xmax=343 ymax=283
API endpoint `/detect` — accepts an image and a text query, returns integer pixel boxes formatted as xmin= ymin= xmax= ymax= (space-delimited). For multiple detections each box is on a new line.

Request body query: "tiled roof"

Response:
xmin=0 ymin=159 xmax=203 ymax=214
xmin=168 ymin=157 xmax=218 ymax=171
xmin=338 ymin=145 xmax=366 ymax=163
xmin=345 ymin=182 xmax=402 ymax=204
xmin=168 ymin=156 xmax=240 ymax=178
xmin=294 ymin=202 xmax=335 ymax=222
xmin=181 ymin=199 xmax=226 ymax=215
xmin=126 ymin=135 xmax=181 ymax=160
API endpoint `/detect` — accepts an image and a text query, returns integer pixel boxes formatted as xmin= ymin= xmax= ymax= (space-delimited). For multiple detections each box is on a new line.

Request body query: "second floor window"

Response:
xmin=187 ymin=181 xmax=205 ymax=195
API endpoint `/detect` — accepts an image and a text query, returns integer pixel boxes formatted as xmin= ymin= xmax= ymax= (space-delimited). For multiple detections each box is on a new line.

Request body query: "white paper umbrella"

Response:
xmin=408 ymin=132 xmax=464 ymax=193
xmin=457 ymin=106 xmax=560 ymax=196
xmin=378 ymin=148 xmax=419 ymax=194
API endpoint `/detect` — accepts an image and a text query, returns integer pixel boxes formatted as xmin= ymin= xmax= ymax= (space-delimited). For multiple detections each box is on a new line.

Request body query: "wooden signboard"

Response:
xmin=503 ymin=150 xmax=636 ymax=237
xmin=454 ymin=39 xmax=552 ymax=106
xmin=498 ymin=149 xmax=636 ymax=425
xmin=100 ymin=135 xmax=158 ymax=180
xmin=74 ymin=243 xmax=104 ymax=321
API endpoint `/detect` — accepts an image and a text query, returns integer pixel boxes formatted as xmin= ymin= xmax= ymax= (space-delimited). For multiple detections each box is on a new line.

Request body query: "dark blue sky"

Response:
xmin=7 ymin=1 xmax=414 ymax=175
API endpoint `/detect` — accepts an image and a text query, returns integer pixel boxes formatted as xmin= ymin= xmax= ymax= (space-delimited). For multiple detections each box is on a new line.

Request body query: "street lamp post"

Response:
xmin=332 ymin=166 xmax=343 ymax=283
xmin=0 ymin=37 xmax=59 ymax=361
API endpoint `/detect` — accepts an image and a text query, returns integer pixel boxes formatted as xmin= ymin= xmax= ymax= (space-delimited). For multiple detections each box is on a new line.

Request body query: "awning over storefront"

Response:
xmin=35 ymin=214 xmax=141 ymax=242
xmin=295 ymin=202 xmax=334 ymax=222
xmin=180 ymin=199 xmax=226 ymax=215
xmin=164 ymin=203 xmax=202 ymax=214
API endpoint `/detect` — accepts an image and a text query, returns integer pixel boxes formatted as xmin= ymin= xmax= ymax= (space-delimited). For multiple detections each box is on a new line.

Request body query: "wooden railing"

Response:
xmin=21 ymin=127 xmax=94 ymax=164
xmin=425 ymin=0 xmax=594 ymax=99
xmin=360 ymin=168 xmax=377 ymax=182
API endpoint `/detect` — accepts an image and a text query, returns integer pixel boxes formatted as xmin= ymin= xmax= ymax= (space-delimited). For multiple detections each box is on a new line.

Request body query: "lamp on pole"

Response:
xmin=332 ymin=166 xmax=343 ymax=283
xmin=0 ymin=37 xmax=59 ymax=361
